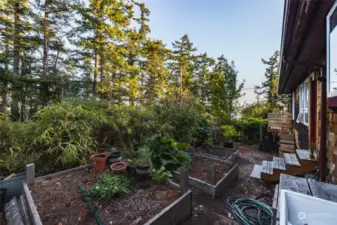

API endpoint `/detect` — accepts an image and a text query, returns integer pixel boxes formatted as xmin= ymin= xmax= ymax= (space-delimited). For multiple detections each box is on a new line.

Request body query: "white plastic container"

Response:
xmin=279 ymin=189 xmax=337 ymax=225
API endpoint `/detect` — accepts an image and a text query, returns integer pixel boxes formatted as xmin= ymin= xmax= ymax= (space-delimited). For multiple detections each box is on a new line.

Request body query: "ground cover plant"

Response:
xmin=88 ymin=175 xmax=130 ymax=200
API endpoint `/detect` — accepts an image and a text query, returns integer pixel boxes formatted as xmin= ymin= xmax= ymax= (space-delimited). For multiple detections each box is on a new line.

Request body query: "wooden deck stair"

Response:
xmin=279 ymin=133 xmax=296 ymax=156
xmin=259 ymin=149 xmax=317 ymax=181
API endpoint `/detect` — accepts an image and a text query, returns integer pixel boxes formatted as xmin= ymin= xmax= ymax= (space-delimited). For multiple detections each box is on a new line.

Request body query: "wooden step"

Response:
xmin=280 ymin=139 xmax=295 ymax=144
xmin=262 ymin=160 xmax=273 ymax=174
xmin=296 ymin=149 xmax=317 ymax=161
xmin=250 ymin=164 xmax=262 ymax=179
xmin=272 ymin=157 xmax=286 ymax=171
xmin=284 ymin=153 xmax=300 ymax=167
xmin=261 ymin=160 xmax=280 ymax=181
xmin=296 ymin=149 xmax=317 ymax=174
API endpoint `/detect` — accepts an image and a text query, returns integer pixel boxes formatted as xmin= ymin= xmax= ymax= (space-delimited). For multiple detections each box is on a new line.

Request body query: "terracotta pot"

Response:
xmin=111 ymin=162 xmax=127 ymax=174
xmin=90 ymin=153 xmax=108 ymax=173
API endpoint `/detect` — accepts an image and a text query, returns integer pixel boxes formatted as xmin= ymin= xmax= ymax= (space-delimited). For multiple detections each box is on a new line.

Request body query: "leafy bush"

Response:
xmin=34 ymin=101 xmax=107 ymax=167
xmin=192 ymin=117 xmax=214 ymax=148
xmin=236 ymin=117 xmax=267 ymax=129
xmin=147 ymin=136 xmax=191 ymax=172
xmin=221 ymin=125 xmax=240 ymax=138
xmin=152 ymin=166 xmax=173 ymax=183
xmin=153 ymin=98 xmax=201 ymax=143
xmin=89 ymin=175 xmax=130 ymax=200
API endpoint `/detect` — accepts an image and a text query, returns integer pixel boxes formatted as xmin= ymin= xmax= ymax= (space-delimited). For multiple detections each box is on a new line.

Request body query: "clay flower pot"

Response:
xmin=111 ymin=162 xmax=128 ymax=174
xmin=90 ymin=153 xmax=108 ymax=173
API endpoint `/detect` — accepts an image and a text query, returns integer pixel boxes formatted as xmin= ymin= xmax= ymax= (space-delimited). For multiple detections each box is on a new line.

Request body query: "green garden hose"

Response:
xmin=226 ymin=196 xmax=273 ymax=225
xmin=78 ymin=185 xmax=104 ymax=225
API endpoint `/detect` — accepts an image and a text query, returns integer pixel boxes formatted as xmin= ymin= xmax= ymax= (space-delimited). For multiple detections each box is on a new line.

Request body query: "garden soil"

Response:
xmin=30 ymin=171 xmax=179 ymax=225
xmin=188 ymin=155 xmax=232 ymax=183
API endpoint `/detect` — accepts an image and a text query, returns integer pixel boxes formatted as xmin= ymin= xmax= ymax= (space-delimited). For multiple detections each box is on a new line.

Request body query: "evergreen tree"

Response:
xmin=142 ymin=39 xmax=170 ymax=102
xmin=210 ymin=55 xmax=244 ymax=121
xmin=254 ymin=51 xmax=288 ymax=110
xmin=73 ymin=0 xmax=133 ymax=101
xmin=191 ymin=53 xmax=215 ymax=106
xmin=170 ymin=34 xmax=197 ymax=99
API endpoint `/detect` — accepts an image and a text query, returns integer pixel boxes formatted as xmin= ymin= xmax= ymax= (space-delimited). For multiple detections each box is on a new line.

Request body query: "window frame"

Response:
xmin=327 ymin=1 xmax=337 ymax=106
xmin=296 ymin=80 xmax=309 ymax=126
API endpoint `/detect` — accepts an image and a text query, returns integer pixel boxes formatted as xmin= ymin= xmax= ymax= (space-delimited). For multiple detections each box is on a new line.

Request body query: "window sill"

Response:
xmin=328 ymin=94 xmax=337 ymax=108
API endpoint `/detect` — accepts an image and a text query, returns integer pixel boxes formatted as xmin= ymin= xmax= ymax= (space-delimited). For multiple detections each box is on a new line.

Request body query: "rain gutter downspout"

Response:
xmin=319 ymin=67 xmax=327 ymax=182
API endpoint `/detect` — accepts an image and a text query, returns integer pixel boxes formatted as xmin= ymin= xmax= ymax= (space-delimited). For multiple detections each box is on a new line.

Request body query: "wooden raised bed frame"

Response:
xmin=23 ymin=164 xmax=192 ymax=225
xmin=173 ymin=153 xmax=239 ymax=197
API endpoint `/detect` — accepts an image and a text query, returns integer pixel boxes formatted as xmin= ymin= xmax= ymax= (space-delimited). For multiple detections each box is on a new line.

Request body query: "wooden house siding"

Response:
xmin=327 ymin=111 xmax=337 ymax=183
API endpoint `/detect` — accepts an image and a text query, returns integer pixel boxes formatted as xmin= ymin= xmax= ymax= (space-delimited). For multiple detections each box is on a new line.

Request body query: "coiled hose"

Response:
xmin=78 ymin=185 xmax=104 ymax=225
xmin=226 ymin=196 xmax=273 ymax=225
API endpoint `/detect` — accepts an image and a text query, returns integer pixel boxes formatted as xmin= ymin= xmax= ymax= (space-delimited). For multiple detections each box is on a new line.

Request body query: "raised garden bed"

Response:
xmin=193 ymin=146 xmax=239 ymax=164
xmin=173 ymin=154 xmax=239 ymax=197
xmin=26 ymin=166 xmax=192 ymax=225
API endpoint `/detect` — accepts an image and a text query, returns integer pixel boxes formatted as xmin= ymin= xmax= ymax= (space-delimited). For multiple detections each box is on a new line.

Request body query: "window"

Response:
xmin=296 ymin=80 xmax=309 ymax=126
xmin=327 ymin=1 xmax=337 ymax=95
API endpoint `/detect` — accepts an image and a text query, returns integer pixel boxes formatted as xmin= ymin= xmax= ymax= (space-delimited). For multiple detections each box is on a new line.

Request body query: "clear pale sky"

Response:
xmin=142 ymin=0 xmax=284 ymax=104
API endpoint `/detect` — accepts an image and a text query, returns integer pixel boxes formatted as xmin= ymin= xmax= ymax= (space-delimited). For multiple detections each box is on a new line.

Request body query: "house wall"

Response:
xmin=327 ymin=110 xmax=337 ymax=183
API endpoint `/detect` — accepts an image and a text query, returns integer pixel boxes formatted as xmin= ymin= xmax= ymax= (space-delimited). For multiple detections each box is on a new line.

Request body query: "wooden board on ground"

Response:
xmin=279 ymin=174 xmax=310 ymax=195
xmin=307 ymin=179 xmax=337 ymax=202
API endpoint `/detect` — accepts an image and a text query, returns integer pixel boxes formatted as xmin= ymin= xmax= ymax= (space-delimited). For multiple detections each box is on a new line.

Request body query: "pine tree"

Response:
xmin=73 ymin=0 xmax=133 ymax=101
xmin=142 ymin=39 xmax=170 ymax=102
xmin=254 ymin=51 xmax=288 ymax=110
xmin=171 ymin=34 xmax=197 ymax=99
xmin=0 ymin=0 xmax=32 ymax=120
xmin=191 ymin=53 xmax=215 ymax=106
xmin=210 ymin=55 xmax=244 ymax=121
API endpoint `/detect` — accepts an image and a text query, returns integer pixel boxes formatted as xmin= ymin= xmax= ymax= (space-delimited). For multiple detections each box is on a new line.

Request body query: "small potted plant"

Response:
xmin=134 ymin=148 xmax=151 ymax=182
xmin=309 ymin=142 xmax=316 ymax=160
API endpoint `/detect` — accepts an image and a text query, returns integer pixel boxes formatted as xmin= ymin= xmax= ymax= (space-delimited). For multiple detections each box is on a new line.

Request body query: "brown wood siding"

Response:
xmin=327 ymin=110 xmax=337 ymax=183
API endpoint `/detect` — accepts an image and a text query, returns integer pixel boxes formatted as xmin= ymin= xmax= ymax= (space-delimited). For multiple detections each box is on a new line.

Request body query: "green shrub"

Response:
xmin=153 ymin=98 xmax=201 ymax=143
xmin=152 ymin=166 xmax=173 ymax=183
xmin=147 ymin=136 xmax=191 ymax=172
xmin=192 ymin=117 xmax=213 ymax=148
xmin=89 ymin=175 xmax=130 ymax=200
xmin=33 ymin=101 xmax=107 ymax=167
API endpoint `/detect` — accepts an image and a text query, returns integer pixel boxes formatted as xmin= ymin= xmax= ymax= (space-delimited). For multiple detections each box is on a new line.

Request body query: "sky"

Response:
xmin=142 ymin=0 xmax=284 ymax=105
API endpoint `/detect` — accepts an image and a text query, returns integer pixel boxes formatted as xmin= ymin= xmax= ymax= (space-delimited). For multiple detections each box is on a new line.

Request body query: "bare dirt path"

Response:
xmin=183 ymin=145 xmax=276 ymax=225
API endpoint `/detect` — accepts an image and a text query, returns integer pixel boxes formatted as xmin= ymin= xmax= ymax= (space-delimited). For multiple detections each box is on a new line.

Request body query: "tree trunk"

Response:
xmin=180 ymin=65 xmax=183 ymax=101
xmin=93 ymin=51 xmax=99 ymax=95
xmin=42 ymin=0 xmax=49 ymax=79
xmin=40 ymin=0 xmax=50 ymax=106
xmin=11 ymin=0 xmax=21 ymax=120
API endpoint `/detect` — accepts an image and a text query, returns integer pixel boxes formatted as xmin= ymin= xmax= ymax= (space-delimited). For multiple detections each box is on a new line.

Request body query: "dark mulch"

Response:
xmin=30 ymin=170 xmax=179 ymax=225
xmin=188 ymin=155 xmax=232 ymax=183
